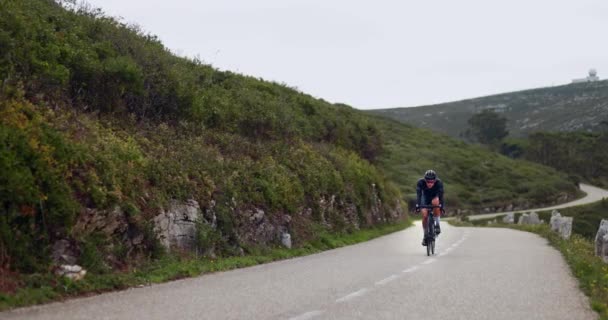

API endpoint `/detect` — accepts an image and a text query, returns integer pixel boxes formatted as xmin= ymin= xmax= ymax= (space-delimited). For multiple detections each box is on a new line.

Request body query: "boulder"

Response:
xmin=281 ymin=232 xmax=292 ymax=249
xmin=528 ymin=212 xmax=541 ymax=225
xmin=550 ymin=210 xmax=562 ymax=232
xmin=518 ymin=213 xmax=530 ymax=225
xmin=595 ymin=219 xmax=608 ymax=263
xmin=55 ymin=264 xmax=87 ymax=281
xmin=558 ymin=217 xmax=573 ymax=239
xmin=502 ymin=213 xmax=515 ymax=224
xmin=549 ymin=210 xmax=573 ymax=239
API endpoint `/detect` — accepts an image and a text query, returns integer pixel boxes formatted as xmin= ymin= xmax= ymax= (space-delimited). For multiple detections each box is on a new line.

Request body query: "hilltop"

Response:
xmin=370 ymin=80 xmax=608 ymax=138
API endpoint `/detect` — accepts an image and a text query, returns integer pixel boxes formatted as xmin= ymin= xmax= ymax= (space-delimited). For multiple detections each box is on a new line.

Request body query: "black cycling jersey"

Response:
xmin=416 ymin=178 xmax=444 ymax=205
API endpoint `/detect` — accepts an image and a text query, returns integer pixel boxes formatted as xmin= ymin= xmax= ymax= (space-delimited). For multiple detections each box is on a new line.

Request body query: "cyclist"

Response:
xmin=415 ymin=169 xmax=444 ymax=246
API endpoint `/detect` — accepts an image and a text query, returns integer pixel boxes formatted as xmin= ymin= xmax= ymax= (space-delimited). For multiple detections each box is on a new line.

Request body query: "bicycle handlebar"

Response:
xmin=414 ymin=205 xmax=445 ymax=214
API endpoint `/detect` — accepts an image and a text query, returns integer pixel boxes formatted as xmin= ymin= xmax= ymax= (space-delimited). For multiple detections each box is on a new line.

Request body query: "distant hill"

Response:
xmin=369 ymin=80 xmax=608 ymax=138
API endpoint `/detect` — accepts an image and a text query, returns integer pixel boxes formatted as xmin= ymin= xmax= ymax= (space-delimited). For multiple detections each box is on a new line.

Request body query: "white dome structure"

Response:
xmin=572 ymin=69 xmax=600 ymax=83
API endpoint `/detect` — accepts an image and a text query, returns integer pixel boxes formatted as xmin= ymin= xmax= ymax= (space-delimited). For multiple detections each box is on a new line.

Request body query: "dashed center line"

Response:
xmin=288 ymin=230 xmax=470 ymax=319
xmin=403 ymin=266 xmax=419 ymax=273
xmin=288 ymin=310 xmax=325 ymax=320
xmin=375 ymin=274 xmax=400 ymax=286
xmin=336 ymin=288 xmax=369 ymax=303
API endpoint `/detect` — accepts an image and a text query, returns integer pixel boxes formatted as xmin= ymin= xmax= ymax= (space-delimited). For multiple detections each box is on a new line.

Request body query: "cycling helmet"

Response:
xmin=424 ymin=170 xmax=437 ymax=180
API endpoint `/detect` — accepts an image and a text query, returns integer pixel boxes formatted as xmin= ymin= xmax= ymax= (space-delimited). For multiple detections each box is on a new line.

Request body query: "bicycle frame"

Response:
xmin=419 ymin=205 xmax=443 ymax=256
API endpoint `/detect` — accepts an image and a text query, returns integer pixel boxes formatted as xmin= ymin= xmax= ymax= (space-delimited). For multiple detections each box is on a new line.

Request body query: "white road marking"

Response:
xmin=375 ymin=274 xmax=400 ymax=286
xmin=288 ymin=310 xmax=325 ymax=320
xmin=403 ymin=266 xmax=419 ymax=273
xmin=422 ymin=259 xmax=436 ymax=265
xmin=336 ymin=288 xmax=369 ymax=303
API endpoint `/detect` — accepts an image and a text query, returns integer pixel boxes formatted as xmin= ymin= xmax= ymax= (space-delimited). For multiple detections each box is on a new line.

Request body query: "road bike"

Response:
xmin=418 ymin=205 xmax=444 ymax=256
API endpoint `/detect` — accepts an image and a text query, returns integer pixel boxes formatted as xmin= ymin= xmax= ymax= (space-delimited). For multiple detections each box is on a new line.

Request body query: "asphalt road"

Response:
xmin=3 ymin=221 xmax=597 ymax=319
xmin=468 ymin=183 xmax=608 ymax=221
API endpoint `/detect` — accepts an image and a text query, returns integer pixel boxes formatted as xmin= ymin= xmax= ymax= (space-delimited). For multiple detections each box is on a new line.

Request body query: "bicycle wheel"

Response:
xmin=426 ymin=240 xmax=431 ymax=256
xmin=428 ymin=220 xmax=435 ymax=255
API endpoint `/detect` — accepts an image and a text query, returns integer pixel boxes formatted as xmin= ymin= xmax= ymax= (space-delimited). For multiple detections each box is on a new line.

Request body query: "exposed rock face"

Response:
xmin=51 ymin=239 xmax=79 ymax=265
xmin=502 ymin=213 xmax=515 ymax=224
xmin=71 ymin=206 xmax=145 ymax=269
xmin=370 ymin=183 xmax=386 ymax=224
xmin=595 ymin=219 xmax=608 ymax=263
xmin=238 ymin=207 xmax=276 ymax=246
xmin=153 ymin=200 xmax=201 ymax=251
xmin=73 ymin=206 xmax=128 ymax=238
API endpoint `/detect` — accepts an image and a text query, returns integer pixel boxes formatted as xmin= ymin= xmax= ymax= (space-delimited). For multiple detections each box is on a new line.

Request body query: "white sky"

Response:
xmin=86 ymin=0 xmax=608 ymax=109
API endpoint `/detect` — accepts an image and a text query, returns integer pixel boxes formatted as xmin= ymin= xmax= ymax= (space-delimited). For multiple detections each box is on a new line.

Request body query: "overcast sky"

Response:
xmin=86 ymin=0 xmax=608 ymax=110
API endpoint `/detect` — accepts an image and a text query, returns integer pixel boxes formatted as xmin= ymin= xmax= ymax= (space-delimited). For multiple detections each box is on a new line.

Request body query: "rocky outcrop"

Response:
xmin=68 ymin=206 xmax=149 ymax=271
xmin=237 ymin=207 xmax=277 ymax=246
xmin=595 ymin=219 xmax=608 ymax=263
xmin=73 ymin=206 xmax=129 ymax=238
xmin=51 ymin=239 xmax=79 ymax=265
xmin=319 ymin=195 xmax=360 ymax=228
xmin=153 ymin=200 xmax=201 ymax=252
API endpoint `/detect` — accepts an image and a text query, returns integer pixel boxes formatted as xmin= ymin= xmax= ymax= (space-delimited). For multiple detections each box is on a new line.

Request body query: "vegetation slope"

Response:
xmin=0 ymin=0 xmax=580 ymax=302
xmin=370 ymin=80 xmax=608 ymax=138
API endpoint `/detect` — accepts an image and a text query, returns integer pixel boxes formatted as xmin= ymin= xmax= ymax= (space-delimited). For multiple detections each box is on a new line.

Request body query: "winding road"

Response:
xmin=3 ymin=184 xmax=607 ymax=320
xmin=468 ymin=183 xmax=608 ymax=220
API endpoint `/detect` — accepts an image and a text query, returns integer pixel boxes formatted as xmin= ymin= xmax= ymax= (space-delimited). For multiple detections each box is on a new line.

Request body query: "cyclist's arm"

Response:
xmin=415 ymin=180 xmax=422 ymax=205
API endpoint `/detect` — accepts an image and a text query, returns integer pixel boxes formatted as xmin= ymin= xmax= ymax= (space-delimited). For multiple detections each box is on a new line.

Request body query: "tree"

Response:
xmin=464 ymin=110 xmax=509 ymax=146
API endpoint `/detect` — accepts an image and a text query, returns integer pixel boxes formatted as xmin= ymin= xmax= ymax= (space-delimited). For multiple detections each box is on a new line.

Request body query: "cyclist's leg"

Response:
xmin=431 ymin=197 xmax=441 ymax=233
xmin=421 ymin=209 xmax=429 ymax=230
xmin=421 ymin=209 xmax=429 ymax=245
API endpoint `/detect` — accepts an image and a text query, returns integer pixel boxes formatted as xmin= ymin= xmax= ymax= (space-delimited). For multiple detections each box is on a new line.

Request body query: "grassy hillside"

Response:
xmin=370 ymin=80 xmax=608 ymax=138
xmin=505 ymin=132 xmax=608 ymax=188
xmin=371 ymin=116 xmax=580 ymax=213
xmin=0 ymin=0 xmax=403 ymax=275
